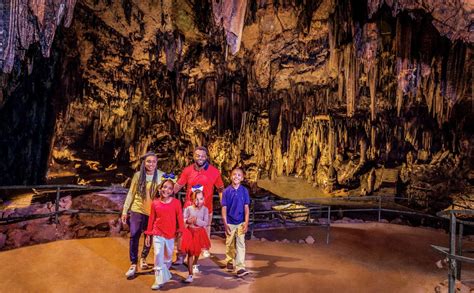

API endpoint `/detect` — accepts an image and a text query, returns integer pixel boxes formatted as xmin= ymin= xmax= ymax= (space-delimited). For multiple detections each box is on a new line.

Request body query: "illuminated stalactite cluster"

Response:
xmin=0 ymin=0 xmax=472 ymax=211
xmin=0 ymin=0 xmax=76 ymax=74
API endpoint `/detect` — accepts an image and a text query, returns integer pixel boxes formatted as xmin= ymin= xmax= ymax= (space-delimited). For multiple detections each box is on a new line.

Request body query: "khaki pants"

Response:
xmin=225 ymin=223 xmax=246 ymax=271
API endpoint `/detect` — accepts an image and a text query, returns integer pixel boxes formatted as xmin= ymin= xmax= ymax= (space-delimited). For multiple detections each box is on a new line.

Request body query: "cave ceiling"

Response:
xmin=0 ymin=0 xmax=473 ymax=208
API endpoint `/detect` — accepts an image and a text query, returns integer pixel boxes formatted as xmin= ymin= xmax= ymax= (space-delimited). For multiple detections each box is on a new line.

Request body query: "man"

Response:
xmin=174 ymin=146 xmax=225 ymax=234
xmin=174 ymin=146 xmax=224 ymax=261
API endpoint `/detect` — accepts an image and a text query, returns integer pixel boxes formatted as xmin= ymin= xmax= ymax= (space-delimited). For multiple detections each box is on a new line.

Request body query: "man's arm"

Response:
xmin=174 ymin=168 xmax=188 ymax=195
xmin=218 ymin=191 xmax=223 ymax=202
xmin=215 ymin=171 xmax=224 ymax=201
xmin=173 ymin=182 xmax=184 ymax=195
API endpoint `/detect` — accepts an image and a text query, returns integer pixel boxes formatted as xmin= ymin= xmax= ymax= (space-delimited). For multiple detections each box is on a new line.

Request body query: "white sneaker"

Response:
xmin=184 ymin=275 xmax=193 ymax=283
xmin=192 ymin=265 xmax=200 ymax=274
xmin=202 ymin=250 xmax=210 ymax=258
xmin=151 ymin=282 xmax=161 ymax=290
xmin=140 ymin=258 xmax=149 ymax=270
xmin=125 ymin=264 xmax=137 ymax=278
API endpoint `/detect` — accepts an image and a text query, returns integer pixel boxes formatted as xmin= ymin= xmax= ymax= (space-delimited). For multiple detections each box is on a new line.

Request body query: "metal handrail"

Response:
xmin=1 ymin=184 xmax=471 ymax=246
xmin=431 ymin=209 xmax=474 ymax=293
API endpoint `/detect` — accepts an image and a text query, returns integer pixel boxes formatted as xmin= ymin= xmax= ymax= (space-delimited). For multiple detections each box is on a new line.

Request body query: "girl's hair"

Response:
xmin=190 ymin=190 xmax=203 ymax=202
xmin=157 ymin=179 xmax=175 ymax=198
xmin=138 ymin=152 xmax=159 ymax=199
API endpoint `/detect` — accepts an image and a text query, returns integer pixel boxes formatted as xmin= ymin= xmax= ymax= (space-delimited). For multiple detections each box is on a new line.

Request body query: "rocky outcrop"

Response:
xmin=0 ymin=189 xmax=127 ymax=250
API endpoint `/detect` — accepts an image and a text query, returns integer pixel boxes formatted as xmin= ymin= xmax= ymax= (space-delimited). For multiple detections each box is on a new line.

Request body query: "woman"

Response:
xmin=121 ymin=151 xmax=164 ymax=278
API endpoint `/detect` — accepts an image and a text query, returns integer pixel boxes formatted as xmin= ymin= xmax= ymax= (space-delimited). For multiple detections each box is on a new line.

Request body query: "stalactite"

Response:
xmin=212 ymin=0 xmax=248 ymax=55
xmin=163 ymin=32 xmax=183 ymax=72
xmin=369 ymin=66 xmax=377 ymax=121
xmin=343 ymin=44 xmax=357 ymax=117
xmin=328 ymin=119 xmax=336 ymax=163
xmin=217 ymin=94 xmax=229 ymax=135
xmin=230 ymin=81 xmax=245 ymax=133
xmin=357 ymin=21 xmax=380 ymax=121
xmin=445 ymin=42 xmax=469 ymax=119
xmin=268 ymin=99 xmax=281 ymax=135
xmin=201 ymin=77 xmax=217 ymax=123
xmin=0 ymin=0 xmax=77 ymax=73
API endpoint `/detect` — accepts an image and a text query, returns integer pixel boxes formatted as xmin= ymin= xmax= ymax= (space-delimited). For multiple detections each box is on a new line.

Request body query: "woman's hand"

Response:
xmin=176 ymin=231 xmax=182 ymax=238
xmin=145 ymin=235 xmax=151 ymax=247
xmin=121 ymin=214 xmax=128 ymax=225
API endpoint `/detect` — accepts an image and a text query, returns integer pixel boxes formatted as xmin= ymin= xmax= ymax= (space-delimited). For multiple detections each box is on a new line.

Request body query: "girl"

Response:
xmin=121 ymin=151 xmax=164 ymax=278
xmin=145 ymin=179 xmax=184 ymax=290
xmin=180 ymin=190 xmax=211 ymax=283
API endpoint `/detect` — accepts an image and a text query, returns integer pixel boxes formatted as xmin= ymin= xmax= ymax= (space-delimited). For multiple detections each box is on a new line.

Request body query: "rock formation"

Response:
xmin=0 ymin=0 xmax=472 ymax=211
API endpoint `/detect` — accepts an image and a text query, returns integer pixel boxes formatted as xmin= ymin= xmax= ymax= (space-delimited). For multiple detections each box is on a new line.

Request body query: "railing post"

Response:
xmin=448 ymin=212 xmax=456 ymax=293
xmin=378 ymin=196 xmax=382 ymax=222
xmin=251 ymin=201 xmax=255 ymax=239
xmin=457 ymin=222 xmax=464 ymax=280
xmin=55 ymin=186 xmax=60 ymax=224
xmin=326 ymin=206 xmax=331 ymax=244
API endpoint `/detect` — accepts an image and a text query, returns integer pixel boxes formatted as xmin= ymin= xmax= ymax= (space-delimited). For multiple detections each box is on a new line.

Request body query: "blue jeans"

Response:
xmin=129 ymin=211 xmax=151 ymax=264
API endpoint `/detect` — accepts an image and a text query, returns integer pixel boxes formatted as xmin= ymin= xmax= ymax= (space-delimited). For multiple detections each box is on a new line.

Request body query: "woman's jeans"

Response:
xmin=129 ymin=211 xmax=151 ymax=264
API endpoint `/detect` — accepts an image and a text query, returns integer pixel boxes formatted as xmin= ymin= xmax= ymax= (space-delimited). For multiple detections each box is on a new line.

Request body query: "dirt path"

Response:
xmin=0 ymin=223 xmax=472 ymax=292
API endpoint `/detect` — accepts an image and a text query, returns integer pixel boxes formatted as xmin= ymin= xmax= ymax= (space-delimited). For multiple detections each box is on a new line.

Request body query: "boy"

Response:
xmin=221 ymin=167 xmax=250 ymax=277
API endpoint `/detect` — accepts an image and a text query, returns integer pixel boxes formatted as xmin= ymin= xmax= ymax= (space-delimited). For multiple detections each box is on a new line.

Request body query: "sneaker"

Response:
xmin=202 ymin=250 xmax=210 ymax=258
xmin=140 ymin=258 xmax=149 ymax=270
xmin=184 ymin=275 xmax=193 ymax=283
xmin=226 ymin=262 xmax=233 ymax=272
xmin=236 ymin=269 xmax=249 ymax=277
xmin=151 ymin=282 xmax=161 ymax=290
xmin=125 ymin=264 xmax=137 ymax=278
xmin=192 ymin=265 xmax=200 ymax=274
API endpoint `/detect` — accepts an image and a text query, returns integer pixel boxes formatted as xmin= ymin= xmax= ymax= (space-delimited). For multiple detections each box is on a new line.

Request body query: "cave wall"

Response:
xmin=0 ymin=29 xmax=80 ymax=185
xmin=0 ymin=1 xmax=472 ymax=202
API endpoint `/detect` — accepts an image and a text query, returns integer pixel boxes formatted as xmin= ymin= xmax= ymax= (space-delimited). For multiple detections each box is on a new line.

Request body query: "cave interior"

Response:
xmin=0 ymin=0 xmax=473 ymax=214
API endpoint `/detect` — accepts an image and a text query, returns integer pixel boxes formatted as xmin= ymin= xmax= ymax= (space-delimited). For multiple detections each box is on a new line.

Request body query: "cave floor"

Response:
xmin=1 ymin=222 xmax=473 ymax=292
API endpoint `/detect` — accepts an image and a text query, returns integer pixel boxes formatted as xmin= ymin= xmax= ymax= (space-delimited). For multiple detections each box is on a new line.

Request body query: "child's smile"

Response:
xmin=160 ymin=181 xmax=174 ymax=198
xmin=231 ymin=170 xmax=244 ymax=186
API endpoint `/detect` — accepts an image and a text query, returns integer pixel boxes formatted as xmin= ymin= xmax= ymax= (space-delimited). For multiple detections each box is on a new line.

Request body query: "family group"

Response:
xmin=121 ymin=147 xmax=250 ymax=290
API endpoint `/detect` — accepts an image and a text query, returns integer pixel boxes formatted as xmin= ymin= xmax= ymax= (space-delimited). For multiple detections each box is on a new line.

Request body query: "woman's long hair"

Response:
xmin=138 ymin=153 xmax=159 ymax=199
